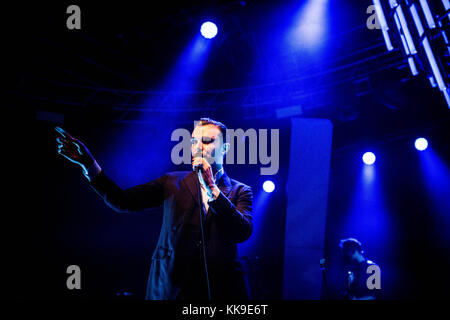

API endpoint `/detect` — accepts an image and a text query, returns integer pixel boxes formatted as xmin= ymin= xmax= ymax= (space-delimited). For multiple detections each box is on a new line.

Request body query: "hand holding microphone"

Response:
xmin=192 ymin=156 xmax=216 ymax=189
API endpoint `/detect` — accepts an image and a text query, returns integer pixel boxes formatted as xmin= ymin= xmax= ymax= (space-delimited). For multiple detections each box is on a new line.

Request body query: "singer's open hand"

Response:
xmin=55 ymin=127 xmax=95 ymax=171
xmin=192 ymin=157 xmax=216 ymax=189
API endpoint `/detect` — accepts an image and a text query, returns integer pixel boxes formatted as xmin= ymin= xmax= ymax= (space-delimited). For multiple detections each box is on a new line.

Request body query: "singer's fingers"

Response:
xmin=58 ymin=145 xmax=80 ymax=160
xmin=58 ymin=150 xmax=77 ymax=163
xmin=57 ymin=139 xmax=76 ymax=150
xmin=55 ymin=127 xmax=75 ymax=140
xmin=57 ymin=147 xmax=69 ymax=157
xmin=192 ymin=157 xmax=203 ymax=166
xmin=192 ymin=161 xmax=202 ymax=169
xmin=192 ymin=160 xmax=204 ymax=172
xmin=193 ymin=157 xmax=212 ymax=170
xmin=56 ymin=137 xmax=71 ymax=146
xmin=55 ymin=127 xmax=67 ymax=138
xmin=199 ymin=157 xmax=211 ymax=168
xmin=58 ymin=142 xmax=80 ymax=158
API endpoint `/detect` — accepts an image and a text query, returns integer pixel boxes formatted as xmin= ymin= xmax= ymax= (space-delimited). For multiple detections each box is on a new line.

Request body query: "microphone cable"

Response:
xmin=196 ymin=170 xmax=212 ymax=300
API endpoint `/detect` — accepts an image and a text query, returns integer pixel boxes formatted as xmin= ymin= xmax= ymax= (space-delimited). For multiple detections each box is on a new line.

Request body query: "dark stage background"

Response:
xmin=4 ymin=0 xmax=450 ymax=299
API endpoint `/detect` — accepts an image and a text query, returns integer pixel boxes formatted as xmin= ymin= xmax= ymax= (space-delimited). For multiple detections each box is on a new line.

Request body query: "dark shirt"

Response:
xmin=345 ymin=260 xmax=382 ymax=300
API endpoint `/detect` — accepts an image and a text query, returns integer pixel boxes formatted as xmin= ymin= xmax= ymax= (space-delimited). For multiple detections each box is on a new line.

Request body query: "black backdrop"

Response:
xmin=4 ymin=0 xmax=450 ymax=300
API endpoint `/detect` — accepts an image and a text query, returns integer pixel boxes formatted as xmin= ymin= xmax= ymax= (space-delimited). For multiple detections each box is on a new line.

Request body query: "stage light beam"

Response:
xmin=287 ymin=0 xmax=329 ymax=50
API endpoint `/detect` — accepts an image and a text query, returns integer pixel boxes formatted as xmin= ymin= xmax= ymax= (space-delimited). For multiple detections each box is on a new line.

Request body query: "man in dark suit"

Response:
xmin=55 ymin=118 xmax=253 ymax=300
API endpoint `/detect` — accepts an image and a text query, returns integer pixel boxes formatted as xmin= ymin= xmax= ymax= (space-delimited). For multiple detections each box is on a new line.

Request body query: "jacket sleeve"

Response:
xmin=208 ymin=185 xmax=253 ymax=243
xmin=88 ymin=170 xmax=167 ymax=213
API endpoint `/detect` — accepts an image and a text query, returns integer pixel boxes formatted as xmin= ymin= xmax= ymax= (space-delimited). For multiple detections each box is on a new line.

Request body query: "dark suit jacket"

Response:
xmin=89 ymin=169 xmax=253 ymax=300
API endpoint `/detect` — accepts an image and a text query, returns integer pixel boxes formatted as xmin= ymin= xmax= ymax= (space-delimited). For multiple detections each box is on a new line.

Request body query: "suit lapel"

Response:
xmin=181 ymin=170 xmax=233 ymax=204
xmin=217 ymin=172 xmax=232 ymax=197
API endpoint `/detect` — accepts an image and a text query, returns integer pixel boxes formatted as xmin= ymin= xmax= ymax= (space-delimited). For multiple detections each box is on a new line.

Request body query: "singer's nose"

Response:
xmin=193 ymin=139 xmax=201 ymax=147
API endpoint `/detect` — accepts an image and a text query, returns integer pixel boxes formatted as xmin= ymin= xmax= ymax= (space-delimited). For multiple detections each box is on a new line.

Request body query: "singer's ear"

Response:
xmin=222 ymin=142 xmax=230 ymax=155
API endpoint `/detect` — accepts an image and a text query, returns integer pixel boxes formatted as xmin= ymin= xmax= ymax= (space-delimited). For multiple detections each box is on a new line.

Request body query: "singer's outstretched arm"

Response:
xmin=55 ymin=126 xmax=166 ymax=213
xmin=88 ymin=171 xmax=167 ymax=213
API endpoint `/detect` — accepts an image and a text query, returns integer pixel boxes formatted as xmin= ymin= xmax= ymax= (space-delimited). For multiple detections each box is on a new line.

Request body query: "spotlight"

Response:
xmin=415 ymin=137 xmax=428 ymax=151
xmin=362 ymin=152 xmax=376 ymax=165
xmin=200 ymin=21 xmax=218 ymax=39
xmin=263 ymin=180 xmax=275 ymax=193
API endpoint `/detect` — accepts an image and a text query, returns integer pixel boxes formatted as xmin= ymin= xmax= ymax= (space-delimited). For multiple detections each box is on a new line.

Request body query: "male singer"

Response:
xmin=56 ymin=118 xmax=253 ymax=300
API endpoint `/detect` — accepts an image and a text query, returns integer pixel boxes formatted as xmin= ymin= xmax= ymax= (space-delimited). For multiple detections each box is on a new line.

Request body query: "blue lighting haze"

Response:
xmin=285 ymin=0 xmax=329 ymax=51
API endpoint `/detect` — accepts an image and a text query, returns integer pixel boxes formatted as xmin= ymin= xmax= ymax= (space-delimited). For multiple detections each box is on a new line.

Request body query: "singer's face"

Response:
xmin=191 ymin=124 xmax=224 ymax=166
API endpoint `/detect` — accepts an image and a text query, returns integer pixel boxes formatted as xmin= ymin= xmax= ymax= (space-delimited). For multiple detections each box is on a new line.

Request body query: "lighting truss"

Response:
xmin=373 ymin=0 xmax=450 ymax=107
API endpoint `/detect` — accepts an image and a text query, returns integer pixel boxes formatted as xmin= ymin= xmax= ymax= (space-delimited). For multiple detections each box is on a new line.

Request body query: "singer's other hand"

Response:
xmin=55 ymin=127 xmax=95 ymax=171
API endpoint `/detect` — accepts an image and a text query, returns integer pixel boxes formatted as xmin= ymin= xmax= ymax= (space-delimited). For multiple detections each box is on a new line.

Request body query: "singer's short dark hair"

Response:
xmin=195 ymin=117 xmax=228 ymax=143
xmin=339 ymin=238 xmax=363 ymax=253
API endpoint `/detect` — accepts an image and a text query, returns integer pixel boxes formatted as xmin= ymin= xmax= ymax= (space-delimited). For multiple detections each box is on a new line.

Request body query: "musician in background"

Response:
xmin=339 ymin=238 xmax=382 ymax=300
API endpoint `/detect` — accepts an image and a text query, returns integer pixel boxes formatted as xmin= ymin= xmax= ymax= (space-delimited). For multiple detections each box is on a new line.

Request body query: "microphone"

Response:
xmin=193 ymin=156 xmax=203 ymax=172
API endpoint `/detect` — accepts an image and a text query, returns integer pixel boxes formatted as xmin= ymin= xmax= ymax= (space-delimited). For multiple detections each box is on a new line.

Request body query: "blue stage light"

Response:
xmin=263 ymin=180 xmax=275 ymax=193
xmin=200 ymin=21 xmax=218 ymax=39
xmin=362 ymin=152 xmax=376 ymax=165
xmin=415 ymin=137 xmax=428 ymax=151
xmin=373 ymin=0 xmax=394 ymax=51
